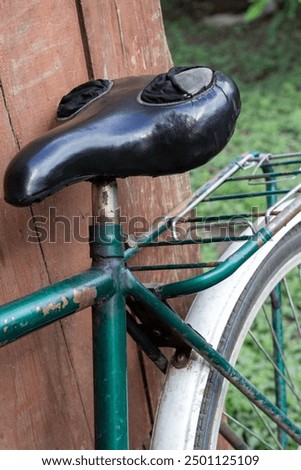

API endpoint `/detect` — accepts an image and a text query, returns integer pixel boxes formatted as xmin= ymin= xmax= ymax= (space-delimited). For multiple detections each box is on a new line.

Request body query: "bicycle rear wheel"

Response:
xmin=195 ymin=223 xmax=301 ymax=449
xmin=151 ymin=221 xmax=301 ymax=449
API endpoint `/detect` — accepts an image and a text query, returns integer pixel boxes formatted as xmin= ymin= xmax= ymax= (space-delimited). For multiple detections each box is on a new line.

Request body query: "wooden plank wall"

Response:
xmin=0 ymin=0 xmax=199 ymax=449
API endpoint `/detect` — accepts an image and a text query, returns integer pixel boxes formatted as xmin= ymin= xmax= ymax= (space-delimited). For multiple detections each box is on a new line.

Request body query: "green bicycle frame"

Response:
xmin=1 ymin=169 xmax=301 ymax=449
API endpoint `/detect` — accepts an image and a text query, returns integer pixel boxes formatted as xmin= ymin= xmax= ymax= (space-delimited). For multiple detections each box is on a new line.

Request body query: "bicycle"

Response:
xmin=1 ymin=65 xmax=301 ymax=450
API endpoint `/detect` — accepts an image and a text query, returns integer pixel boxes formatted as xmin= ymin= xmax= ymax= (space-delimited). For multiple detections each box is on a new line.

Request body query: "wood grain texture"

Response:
xmin=0 ymin=0 xmax=200 ymax=449
xmin=0 ymin=0 xmax=93 ymax=449
xmin=80 ymin=0 xmax=172 ymax=77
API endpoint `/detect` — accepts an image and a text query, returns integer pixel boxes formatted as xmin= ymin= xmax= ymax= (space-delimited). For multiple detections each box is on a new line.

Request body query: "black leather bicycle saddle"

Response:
xmin=4 ymin=66 xmax=241 ymax=207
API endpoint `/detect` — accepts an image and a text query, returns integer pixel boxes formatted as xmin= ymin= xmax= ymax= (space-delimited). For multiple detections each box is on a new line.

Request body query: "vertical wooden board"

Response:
xmin=112 ymin=0 xmax=172 ymax=75
xmin=0 ymin=83 xmax=93 ymax=450
xmin=0 ymin=0 xmax=95 ymax=449
xmin=127 ymin=337 xmax=153 ymax=449
xmin=0 ymin=89 xmax=49 ymax=304
xmin=81 ymin=0 xmax=172 ymax=77
xmin=81 ymin=0 xmax=201 ymax=446
xmin=78 ymin=0 xmax=127 ymax=78
xmin=0 ymin=322 xmax=94 ymax=449
xmin=0 ymin=0 xmax=88 ymax=144
xmin=0 ymin=1 xmax=92 ymax=277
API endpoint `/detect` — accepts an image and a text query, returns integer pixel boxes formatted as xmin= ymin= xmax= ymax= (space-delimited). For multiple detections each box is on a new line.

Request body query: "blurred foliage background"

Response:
xmin=160 ymin=0 xmax=301 ymax=190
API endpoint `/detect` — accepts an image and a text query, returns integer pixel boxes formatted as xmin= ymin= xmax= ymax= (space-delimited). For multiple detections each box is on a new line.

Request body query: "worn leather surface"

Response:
xmin=4 ymin=71 xmax=240 ymax=206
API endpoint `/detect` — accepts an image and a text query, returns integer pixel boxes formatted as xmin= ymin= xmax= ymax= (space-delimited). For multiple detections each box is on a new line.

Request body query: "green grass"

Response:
xmin=160 ymin=6 xmax=301 ymax=194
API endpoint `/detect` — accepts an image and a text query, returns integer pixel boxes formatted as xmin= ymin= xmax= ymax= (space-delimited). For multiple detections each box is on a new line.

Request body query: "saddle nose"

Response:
xmin=4 ymin=66 xmax=241 ymax=207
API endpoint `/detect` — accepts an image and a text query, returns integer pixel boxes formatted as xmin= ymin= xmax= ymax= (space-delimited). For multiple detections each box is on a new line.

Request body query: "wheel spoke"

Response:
xmin=250 ymin=402 xmax=283 ymax=449
xmin=262 ymin=304 xmax=298 ymax=398
xmin=248 ymin=330 xmax=301 ymax=404
xmin=223 ymin=412 xmax=274 ymax=449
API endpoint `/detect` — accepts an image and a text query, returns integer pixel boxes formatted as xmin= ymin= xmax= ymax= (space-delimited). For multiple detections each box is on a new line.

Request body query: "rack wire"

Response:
xmin=126 ymin=152 xmax=301 ymax=272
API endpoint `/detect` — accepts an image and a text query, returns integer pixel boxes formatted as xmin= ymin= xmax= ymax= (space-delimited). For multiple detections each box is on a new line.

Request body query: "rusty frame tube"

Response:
xmin=0 ymin=268 xmax=115 ymax=347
